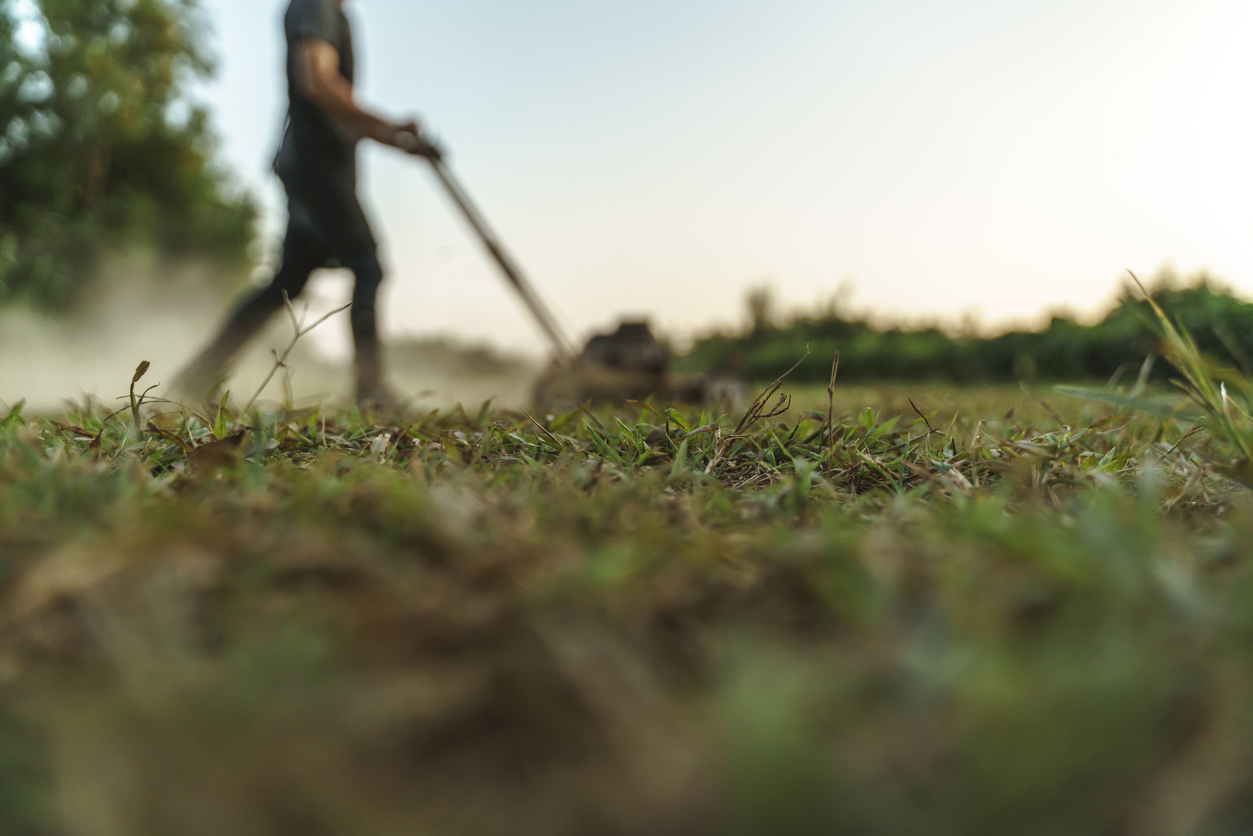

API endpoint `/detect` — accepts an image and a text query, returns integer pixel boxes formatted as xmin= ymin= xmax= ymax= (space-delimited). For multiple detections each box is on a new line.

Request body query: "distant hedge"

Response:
xmin=675 ymin=276 xmax=1253 ymax=384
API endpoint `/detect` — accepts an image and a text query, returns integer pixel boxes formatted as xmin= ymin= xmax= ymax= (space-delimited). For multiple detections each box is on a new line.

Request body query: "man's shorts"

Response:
xmin=276 ymin=156 xmax=378 ymax=266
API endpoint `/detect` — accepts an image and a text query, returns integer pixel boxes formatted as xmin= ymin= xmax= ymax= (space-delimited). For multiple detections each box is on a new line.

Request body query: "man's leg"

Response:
xmin=282 ymin=164 xmax=394 ymax=406
xmin=343 ymin=250 xmax=389 ymax=403
xmin=176 ymin=227 xmax=327 ymax=399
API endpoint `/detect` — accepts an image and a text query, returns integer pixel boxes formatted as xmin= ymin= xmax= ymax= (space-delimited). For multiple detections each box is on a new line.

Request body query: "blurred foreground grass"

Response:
xmin=1 ymin=368 xmax=1252 ymax=836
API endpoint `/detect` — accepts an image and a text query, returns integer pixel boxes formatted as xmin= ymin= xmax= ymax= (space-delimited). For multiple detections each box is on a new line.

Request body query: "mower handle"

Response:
xmin=422 ymin=154 xmax=576 ymax=363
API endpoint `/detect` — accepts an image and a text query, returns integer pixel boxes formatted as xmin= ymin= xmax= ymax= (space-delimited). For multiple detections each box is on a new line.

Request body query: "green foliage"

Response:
xmin=0 ymin=0 xmax=254 ymax=311
xmin=679 ymin=273 xmax=1253 ymax=385
xmin=1096 ymin=273 xmax=1253 ymax=489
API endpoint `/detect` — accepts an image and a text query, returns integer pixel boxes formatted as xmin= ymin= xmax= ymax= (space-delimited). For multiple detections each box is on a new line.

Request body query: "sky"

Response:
xmin=196 ymin=0 xmax=1253 ymax=357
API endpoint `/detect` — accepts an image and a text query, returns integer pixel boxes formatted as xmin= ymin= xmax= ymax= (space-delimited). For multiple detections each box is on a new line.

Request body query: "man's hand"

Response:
xmin=372 ymin=119 xmax=415 ymax=148
xmin=388 ymin=120 xmax=422 ymax=151
xmin=390 ymin=121 xmax=444 ymax=161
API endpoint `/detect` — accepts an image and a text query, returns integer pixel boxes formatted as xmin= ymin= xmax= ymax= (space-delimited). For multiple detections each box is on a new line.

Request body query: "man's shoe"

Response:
xmin=355 ymin=384 xmax=407 ymax=416
xmin=171 ymin=358 xmax=229 ymax=407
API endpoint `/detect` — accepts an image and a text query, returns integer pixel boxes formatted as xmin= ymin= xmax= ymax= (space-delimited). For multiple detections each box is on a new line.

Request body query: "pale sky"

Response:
xmin=198 ymin=0 xmax=1253 ymax=356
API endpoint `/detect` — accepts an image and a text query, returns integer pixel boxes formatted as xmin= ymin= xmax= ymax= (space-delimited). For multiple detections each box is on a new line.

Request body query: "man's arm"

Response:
xmin=297 ymin=39 xmax=424 ymax=153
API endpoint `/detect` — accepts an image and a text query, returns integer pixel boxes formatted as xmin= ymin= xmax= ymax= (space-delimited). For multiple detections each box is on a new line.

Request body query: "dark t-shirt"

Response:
xmin=276 ymin=0 xmax=357 ymax=178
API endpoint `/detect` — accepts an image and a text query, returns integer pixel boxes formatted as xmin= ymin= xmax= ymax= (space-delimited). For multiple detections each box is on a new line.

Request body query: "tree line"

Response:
xmin=676 ymin=275 xmax=1253 ymax=384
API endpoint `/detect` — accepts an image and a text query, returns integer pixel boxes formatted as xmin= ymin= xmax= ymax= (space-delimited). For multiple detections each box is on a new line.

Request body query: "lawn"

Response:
xmin=0 ymin=345 xmax=1251 ymax=835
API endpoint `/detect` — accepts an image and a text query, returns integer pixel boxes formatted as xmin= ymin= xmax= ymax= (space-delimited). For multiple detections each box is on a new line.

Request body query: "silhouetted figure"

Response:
xmin=177 ymin=0 xmax=434 ymax=407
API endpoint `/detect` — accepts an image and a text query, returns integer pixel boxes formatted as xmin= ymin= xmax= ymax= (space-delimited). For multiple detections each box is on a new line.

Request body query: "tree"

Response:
xmin=0 ymin=0 xmax=255 ymax=310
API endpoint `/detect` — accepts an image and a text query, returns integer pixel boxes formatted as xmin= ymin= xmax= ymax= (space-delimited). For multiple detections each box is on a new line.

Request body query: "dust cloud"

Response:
xmin=0 ymin=261 xmax=540 ymax=415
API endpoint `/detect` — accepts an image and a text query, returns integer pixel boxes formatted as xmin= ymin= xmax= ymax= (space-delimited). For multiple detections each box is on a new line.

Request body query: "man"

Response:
xmin=177 ymin=0 xmax=434 ymax=407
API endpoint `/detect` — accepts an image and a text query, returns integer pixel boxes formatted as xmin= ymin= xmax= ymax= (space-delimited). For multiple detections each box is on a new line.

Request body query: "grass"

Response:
xmin=3 ymin=306 xmax=1253 ymax=834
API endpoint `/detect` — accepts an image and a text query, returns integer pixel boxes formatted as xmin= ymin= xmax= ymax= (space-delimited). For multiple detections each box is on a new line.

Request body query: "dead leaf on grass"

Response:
xmin=187 ymin=431 xmax=249 ymax=472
